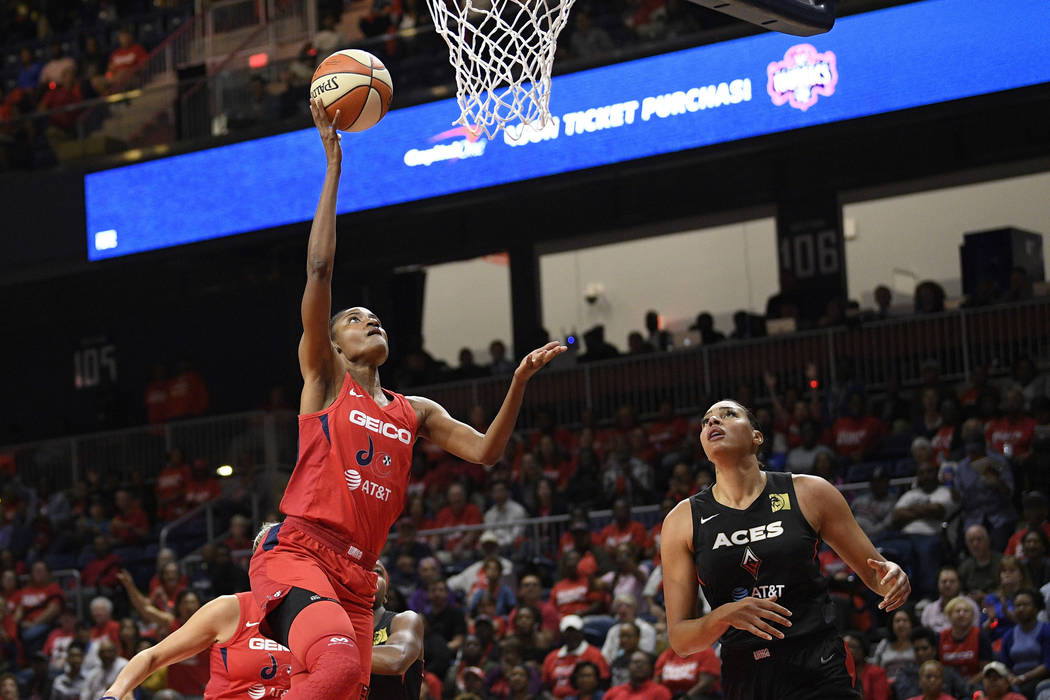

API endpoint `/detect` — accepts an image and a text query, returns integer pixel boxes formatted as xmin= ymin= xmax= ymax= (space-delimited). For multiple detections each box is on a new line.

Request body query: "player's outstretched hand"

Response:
xmin=115 ymin=569 xmax=134 ymax=590
xmin=722 ymin=595 xmax=792 ymax=641
xmin=310 ymin=97 xmax=342 ymax=165
xmin=868 ymin=558 xmax=910 ymax=611
xmin=514 ymin=341 xmax=567 ymax=381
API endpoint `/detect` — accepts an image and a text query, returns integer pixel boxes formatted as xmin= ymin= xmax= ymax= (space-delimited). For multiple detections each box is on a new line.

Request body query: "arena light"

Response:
xmin=249 ymin=52 xmax=268 ymax=69
xmin=216 ymin=464 xmax=234 ymax=477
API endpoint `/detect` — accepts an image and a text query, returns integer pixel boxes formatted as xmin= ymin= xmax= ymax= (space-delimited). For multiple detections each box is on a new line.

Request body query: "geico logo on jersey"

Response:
xmin=343 ymin=469 xmax=392 ymax=501
xmin=249 ymin=638 xmax=291 ymax=652
xmin=348 ymin=409 xmax=412 ymax=444
xmin=712 ymin=521 xmax=784 ymax=550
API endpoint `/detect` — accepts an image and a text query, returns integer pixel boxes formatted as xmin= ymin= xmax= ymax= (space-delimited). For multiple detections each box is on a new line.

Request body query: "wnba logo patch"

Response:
xmin=767 ymin=43 xmax=838 ymax=112
xmin=770 ymin=493 xmax=791 ymax=512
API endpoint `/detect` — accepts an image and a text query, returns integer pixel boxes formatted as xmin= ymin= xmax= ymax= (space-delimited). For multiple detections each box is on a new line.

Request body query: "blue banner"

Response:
xmin=85 ymin=0 xmax=1050 ymax=260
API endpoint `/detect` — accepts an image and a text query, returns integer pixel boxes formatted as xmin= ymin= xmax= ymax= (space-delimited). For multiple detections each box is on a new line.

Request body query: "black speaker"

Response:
xmin=959 ymin=227 xmax=1045 ymax=298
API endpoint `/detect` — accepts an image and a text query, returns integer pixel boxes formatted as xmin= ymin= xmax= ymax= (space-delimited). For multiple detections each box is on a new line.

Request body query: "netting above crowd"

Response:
xmin=0 ymin=328 xmax=1047 ymax=698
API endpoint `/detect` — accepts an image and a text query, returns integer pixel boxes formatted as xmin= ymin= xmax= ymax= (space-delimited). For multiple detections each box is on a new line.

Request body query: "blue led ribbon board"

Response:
xmin=85 ymin=0 xmax=1050 ymax=260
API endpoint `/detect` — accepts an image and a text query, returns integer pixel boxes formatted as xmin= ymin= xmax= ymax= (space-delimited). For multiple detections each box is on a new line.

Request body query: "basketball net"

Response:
xmin=424 ymin=0 xmax=578 ymax=140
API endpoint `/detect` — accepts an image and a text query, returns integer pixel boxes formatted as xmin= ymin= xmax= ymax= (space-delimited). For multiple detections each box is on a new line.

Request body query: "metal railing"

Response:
xmin=0 ymin=409 xmax=295 ymax=492
xmin=417 ymin=504 xmax=663 ymax=558
xmin=158 ymin=493 xmax=261 ymax=554
xmin=414 ymin=298 xmax=1050 ymax=428
xmin=1 ymin=298 xmax=1047 ymax=488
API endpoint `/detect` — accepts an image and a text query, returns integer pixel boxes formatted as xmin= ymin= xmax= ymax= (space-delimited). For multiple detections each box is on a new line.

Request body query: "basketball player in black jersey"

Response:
xmin=368 ymin=561 xmax=424 ymax=700
xmin=661 ymin=399 xmax=911 ymax=700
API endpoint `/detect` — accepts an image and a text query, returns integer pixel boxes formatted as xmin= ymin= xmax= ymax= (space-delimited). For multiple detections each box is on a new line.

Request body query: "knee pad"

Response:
xmin=285 ymin=636 xmax=362 ymax=700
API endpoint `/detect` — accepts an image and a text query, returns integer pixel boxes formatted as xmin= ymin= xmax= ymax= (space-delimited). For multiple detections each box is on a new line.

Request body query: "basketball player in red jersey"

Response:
xmin=247 ymin=98 xmax=567 ymax=700
xmin=661 ymin=399 xmax=911 ymax=699
xmin=100 ymin=525 xmax=293 ymax=700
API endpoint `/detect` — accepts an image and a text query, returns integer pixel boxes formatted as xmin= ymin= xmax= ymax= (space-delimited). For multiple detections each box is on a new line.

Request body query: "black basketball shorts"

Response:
xmin=719 ymin=631 xmax=861 ymax=700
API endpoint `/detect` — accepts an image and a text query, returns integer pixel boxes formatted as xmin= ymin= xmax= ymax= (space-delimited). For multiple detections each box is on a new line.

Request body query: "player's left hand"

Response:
xmin=514 ymin=341 xmax=567 ymax=381
xmin=868 ymin=558 xmax=910 ymax=611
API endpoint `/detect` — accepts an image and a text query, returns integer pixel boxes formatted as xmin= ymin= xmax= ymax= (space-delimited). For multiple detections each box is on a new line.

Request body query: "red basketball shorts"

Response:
xmin=249 ymin=518 xmax=379 ymax=686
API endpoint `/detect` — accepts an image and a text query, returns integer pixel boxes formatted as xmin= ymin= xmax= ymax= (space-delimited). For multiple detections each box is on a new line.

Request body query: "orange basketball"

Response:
xmin=309 ymin=49 xmax=394 ymax=132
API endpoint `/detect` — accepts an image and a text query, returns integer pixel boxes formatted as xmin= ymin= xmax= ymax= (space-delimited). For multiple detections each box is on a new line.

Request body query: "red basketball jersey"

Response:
xmin=280 ymin=373 xmax=418 ymax=556
xmin=206 ymin=592 xmax=292 ymax=700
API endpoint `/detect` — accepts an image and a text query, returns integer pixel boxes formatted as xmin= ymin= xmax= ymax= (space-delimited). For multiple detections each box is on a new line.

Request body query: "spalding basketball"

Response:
xmin=310 ymin=49 xmax=393 ymax=132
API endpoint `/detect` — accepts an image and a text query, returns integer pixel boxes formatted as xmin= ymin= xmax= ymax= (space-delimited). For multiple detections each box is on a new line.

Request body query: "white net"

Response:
xmin=424 ymin=0 xmax=579 ymax=140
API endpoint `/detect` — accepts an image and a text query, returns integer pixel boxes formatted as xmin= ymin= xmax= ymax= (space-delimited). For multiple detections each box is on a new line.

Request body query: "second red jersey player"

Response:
xmin=247 ymin=99 xmax=566 ymax=700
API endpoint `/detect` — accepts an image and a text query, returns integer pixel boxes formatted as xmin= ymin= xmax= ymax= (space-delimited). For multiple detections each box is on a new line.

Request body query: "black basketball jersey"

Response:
xmin=369 ymin=608 xmax=423 ymax=700
xmin=690 ymin=471 xmax=835 ymax=651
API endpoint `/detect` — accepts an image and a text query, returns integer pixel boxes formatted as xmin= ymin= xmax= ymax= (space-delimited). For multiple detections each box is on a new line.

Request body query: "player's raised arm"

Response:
xmin=99 ymin=595 xmax=238 ymax=700
xmin=412 ymin=341 xmax=566 ymax=466
xmin=298 ymin=98 xmax=344 ymax=402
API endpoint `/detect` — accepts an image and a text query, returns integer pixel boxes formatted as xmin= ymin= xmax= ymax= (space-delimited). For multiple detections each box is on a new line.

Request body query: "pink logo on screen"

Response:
xmin=767 ymin=43 xmax=838 ymax=111
xmin=429 ymin=125 xmax=482 ymax=144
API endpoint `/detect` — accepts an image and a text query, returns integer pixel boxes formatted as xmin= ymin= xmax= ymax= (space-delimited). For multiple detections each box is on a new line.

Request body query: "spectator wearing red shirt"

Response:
xmin=12 ymin=561 xmax=64 ymax=650
xmin=542 ymin=615 xmax=610 ymax=698
xmin=1005 ymin=491 xmax=1050 ymax=558
xmin=550 ymin=551 xmax=606 ymax=619
xmin=88 ymin=596 xmax=120 ymax=648
xmin=432 ymin=482 xmax=483 ymax=557
xmin=959 ymin=364 xmax=999 ymax=410
xmin=844 ymin=632 xmax=890 ymax=700
xmin=41 ymin=607 xmax=74 ymax=673
xmin=930 ymin=398 xmax=963 ymax=465
xmin=106 ymin=27 xmax=147 ymax=84
xmin=647 ymin=400 xmax=688 ymax=457
xmin=509 ymin=574 xmax=560 ymax=643
xmin=559 ymin=512 xmax=604 ymax=564
xmin=37 ymin=64 xmax=82 ymax=134
xmin=985 ymin=389 xmax=1037 ymax=459
xmin=80 ymin=535 xmax=122 ymax=588
xmin=832 ymin=393 xmax=887 ymax=462
xmin=155 ymin=448 xmax=190 ymax=521
xmin=148 ymin=562 xmax=186 ymax=614
xmin=528 ymin=410 xmax=578 ymax=454
xmin=184 ymin=458 xmax=222 ymax=508
xmin=110 ymin=489 xmax=149 ymax=545
xmin=536 ymin=435 xmax=573 ymax=488
xmin=598 ymin=499 xmax=650 ymax=553
xmin=224 ymin=513 xmax=255 ymax=569
xmin=604 ymin=650 xmax=671 ymax=700
xmin=165 ymin=359 xmax=210 ymax=420
xmin=655 ymin=646 xmax=720 ymax=698
xmin=939 ymin=596 xmax=991 ymax=684
xmin=144 ymin=364 xmax=169 ymax=424
xmin=0 ymin=594 xmax=23 ymax=669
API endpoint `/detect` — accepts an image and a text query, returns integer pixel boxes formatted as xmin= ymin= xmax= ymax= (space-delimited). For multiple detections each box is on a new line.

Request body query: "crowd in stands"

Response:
xmin=0 ymin=0 xmax=740 ymax=170
xmin=392 ymin=270 xmax=1046 ymax=390
xmin=0 ymin=336 xmax=1046 ymax=698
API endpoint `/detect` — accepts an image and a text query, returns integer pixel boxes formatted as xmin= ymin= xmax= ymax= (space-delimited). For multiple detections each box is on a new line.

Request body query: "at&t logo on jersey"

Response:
xmin=712 ymin=521 xmax=784 ymax=549
xmin=247 ymin=683 xmax=288 ymax=698
xmin=348 ymin=409 xmax=412 ymax=444
xmin=732 ymin=584 xmax=786 ymax=601
xmin=344 ymin=469 xmax=392 ymax=501
xmin=767 ymin=43 xmax=838 ymax=111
